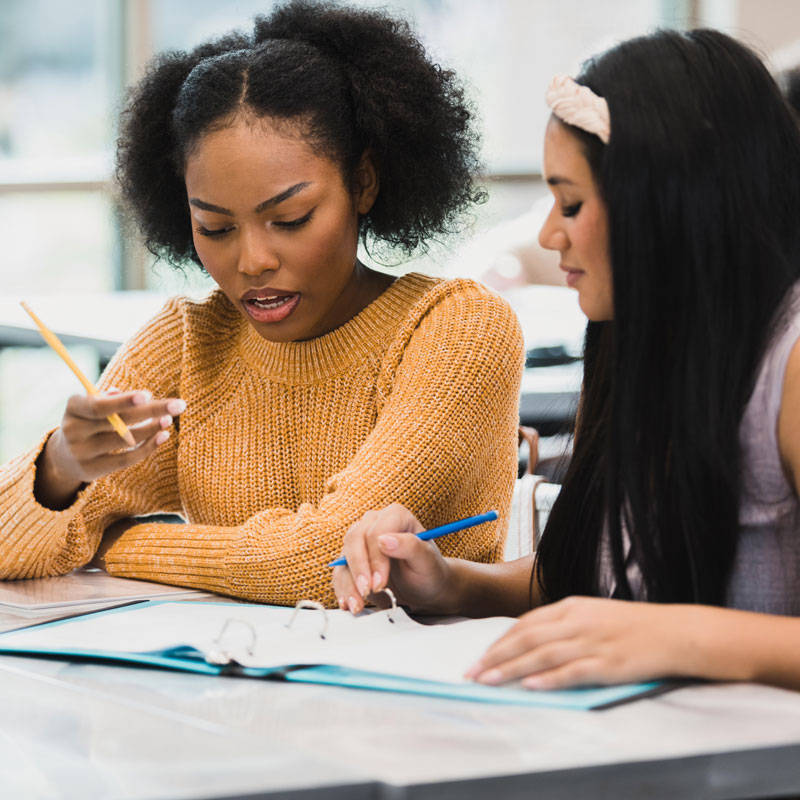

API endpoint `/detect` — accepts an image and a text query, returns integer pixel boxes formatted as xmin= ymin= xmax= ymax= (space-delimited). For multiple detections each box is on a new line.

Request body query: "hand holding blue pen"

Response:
xmin=328 ymin=510 xmax=498 ymax=567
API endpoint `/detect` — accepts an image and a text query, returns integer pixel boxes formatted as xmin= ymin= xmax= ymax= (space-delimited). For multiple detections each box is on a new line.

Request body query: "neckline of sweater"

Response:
xmin=235 ymin=271 xmax=439 ymax=382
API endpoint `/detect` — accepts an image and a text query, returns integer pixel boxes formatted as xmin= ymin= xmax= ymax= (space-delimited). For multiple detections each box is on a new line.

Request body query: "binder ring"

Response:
xmin=286 ymin=600 xmax=329 ymax=640
xmin=207 ymin=618 xmax=257 ymax=665
xmin=373 ymin=587 xmax=397 ymax=623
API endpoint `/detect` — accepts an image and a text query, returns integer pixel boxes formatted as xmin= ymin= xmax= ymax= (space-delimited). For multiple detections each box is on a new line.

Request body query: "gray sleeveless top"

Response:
xmin=599 ymin=284 xmax=800 ymax=614
xmin=728 ymin=284 xmax=800 ymax=614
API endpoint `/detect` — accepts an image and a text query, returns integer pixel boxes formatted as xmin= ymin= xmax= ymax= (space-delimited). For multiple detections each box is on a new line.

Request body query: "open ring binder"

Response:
xmin=0 ymin=598 xmax=665 ymax=710
xmin=374 ymin=587 xmax=397 ymax=622
xmin=207 ymin=618 xmax=257 ymax=666
xmin=208 ymin=591 xmax=402 ymax=666
xmin=283 ymin=588 xmax=398 ymax=644
xmin=286 ymin=600 xmax=329 ymax=640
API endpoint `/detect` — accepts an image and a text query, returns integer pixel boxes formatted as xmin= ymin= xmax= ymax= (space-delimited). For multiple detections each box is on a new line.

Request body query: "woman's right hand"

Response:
xmin=34 ymin=390 xmax=186 ymax=510
xmin=332 ymin=503 xmax=461 ymax=615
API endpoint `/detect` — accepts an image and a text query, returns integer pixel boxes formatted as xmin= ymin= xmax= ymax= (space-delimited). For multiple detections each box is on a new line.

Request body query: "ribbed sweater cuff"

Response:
xmin=0 ymin=432 xmax=90 ymax=575
xmin=105 ymin=522 xmax=238 ymax=595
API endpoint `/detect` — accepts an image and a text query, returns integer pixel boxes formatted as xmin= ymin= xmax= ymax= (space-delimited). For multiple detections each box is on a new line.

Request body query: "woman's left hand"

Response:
xmin=466 ymin=596 xmax=689 ymax=690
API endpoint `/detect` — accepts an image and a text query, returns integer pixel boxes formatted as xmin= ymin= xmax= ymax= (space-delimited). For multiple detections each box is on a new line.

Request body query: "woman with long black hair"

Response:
xmin=333 ymin=28 xmax=800 ymax=690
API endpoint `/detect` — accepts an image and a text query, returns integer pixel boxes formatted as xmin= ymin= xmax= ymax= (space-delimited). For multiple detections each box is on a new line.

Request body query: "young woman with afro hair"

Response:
xmin=0 ymin=1 xmax=523 ymax=607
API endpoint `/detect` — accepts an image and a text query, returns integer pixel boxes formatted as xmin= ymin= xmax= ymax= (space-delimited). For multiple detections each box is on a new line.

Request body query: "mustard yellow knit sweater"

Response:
xmin=0 ymin=274 xmax=523 ymax=606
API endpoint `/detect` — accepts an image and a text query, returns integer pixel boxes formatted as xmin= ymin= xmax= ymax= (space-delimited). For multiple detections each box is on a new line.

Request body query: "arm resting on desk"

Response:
xmin=88 ymin=515 xmax=185 ymax=571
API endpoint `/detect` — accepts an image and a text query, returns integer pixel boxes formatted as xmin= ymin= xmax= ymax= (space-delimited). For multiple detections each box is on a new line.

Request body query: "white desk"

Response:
xmin=2 ymin=636 xmax=800 ymax=799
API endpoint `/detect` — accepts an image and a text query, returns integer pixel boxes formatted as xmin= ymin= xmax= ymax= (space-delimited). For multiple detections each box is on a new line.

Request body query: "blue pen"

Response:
xmin=327 ymin=510 xmax=498 ymax=567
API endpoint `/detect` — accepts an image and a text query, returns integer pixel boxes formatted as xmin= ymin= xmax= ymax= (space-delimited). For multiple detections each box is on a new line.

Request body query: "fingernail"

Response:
xmin=379 ymin=535 xmax=398 ymax=551
xmin=464 ymin=661 xmax=483 ymax=679
xmin=167 ymin=399 xmax=187 ymax=415
xmin=348 ymin=596 xmax=360 ymax=613
xmin=155 ymin=430 xmax=170 ymax=445
xmin=132 ymin=391 xmax=152 ymax=405
xmin=478 ymin=669 xmax=503 ymax=685
xmin=160 ymin=415 xmax=172 ymax=429
xmin=356 ymin=575 xmax=369 ymax=597
xmin=372 ymin=571 xmax=383 ymax=591
xmin=338 ymin=597 xmax=346 ymax=610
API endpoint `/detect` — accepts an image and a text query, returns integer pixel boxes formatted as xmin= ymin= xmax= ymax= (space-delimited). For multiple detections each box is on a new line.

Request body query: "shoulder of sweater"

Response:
xmin=176 ymin=289 xmax=240 ymax=334
xmin=375 ymin=275 xmax=524 ymax=400
xmin=170 ymin=289 xmax=242 ymax=357
xmin=399 ymin=273 xmax=523 ymax=342
xmin=101 ymin=291 xmax=238 ymax=389
xmin=403 ymin=272 xmax=512 ymax=309
xmin=173 ymin=289 xmax=246 ymax=381
xmin=111 ymin=291 xmax=232 ymax=351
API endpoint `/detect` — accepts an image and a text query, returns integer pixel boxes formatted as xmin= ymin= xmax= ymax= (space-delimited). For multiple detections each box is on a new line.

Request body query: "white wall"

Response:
xmin=700 ymin=0 xmax=800 ymax=68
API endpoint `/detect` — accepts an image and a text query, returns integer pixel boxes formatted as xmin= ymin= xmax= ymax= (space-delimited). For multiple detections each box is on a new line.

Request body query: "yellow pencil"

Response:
xmin=20 ymin=301 xmax=137 ymax=448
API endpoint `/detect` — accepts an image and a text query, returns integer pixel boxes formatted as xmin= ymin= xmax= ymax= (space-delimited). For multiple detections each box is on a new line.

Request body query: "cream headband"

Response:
xmin=545 ymin=75 xmax=610 ymax=145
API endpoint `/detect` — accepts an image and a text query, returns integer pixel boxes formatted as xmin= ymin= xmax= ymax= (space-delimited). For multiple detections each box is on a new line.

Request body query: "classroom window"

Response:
xmin=0 ymin=0 xmax=117 ymax=294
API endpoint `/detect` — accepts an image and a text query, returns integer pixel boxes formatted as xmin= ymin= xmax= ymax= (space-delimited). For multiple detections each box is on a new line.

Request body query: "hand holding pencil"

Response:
xmin=332 ymin=504 xmax=498 ymax=616
xmin=21 ymin=302 xmax=187 ymax=510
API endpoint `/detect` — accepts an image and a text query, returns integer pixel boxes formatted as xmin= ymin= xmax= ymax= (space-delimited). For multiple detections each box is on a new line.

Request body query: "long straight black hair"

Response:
xmin=535 ymin=29 xmax=800 ymax=605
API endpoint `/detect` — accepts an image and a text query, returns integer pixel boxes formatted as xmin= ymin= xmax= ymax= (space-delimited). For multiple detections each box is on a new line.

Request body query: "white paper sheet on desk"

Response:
xmin=0 ymin=570 xmax=204 ymax=610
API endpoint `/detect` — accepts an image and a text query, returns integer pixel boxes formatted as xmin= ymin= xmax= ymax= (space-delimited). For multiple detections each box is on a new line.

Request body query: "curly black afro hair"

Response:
xmin=115 ymin=0 xmax=485 ymax=268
